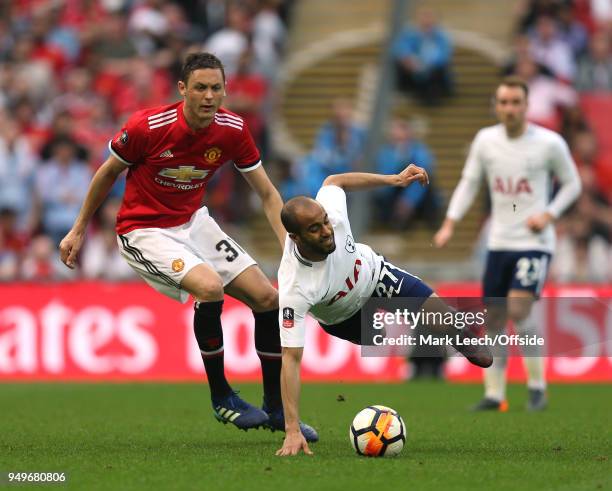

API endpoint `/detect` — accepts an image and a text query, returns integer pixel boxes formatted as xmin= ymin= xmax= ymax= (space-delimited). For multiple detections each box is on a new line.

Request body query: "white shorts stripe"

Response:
xmin=119 ymin=235 xmax=180 ymax=289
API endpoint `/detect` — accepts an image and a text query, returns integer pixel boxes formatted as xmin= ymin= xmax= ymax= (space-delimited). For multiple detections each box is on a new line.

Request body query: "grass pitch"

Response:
xmin=1 ymin=382 xmax=610 ymax=491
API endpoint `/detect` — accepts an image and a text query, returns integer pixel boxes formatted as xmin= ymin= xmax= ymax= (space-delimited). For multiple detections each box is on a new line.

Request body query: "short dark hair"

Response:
xmin=281 ymin=196 xmax=317 ymax=235
xmin=280 ymin=202 xmax=301 ymax=235
xmin=180 ymin=52 xmax=225 ymax=84
xmin=497 ymin=76 xmax=529 ymax=98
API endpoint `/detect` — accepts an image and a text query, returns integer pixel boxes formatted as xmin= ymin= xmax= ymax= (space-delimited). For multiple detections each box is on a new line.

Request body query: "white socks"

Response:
xmin=484 ymin=354 xmax=507 ymax=402
xmin=515 ymin=315 xmax=546 ymax=391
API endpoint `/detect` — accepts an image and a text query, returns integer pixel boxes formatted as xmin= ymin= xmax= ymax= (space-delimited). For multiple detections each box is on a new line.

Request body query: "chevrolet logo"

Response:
xmin=158 ymin=166 xmax=209 ymax=183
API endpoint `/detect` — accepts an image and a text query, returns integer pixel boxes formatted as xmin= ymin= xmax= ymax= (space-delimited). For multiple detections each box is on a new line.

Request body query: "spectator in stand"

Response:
xmin=72 ymin=99 xmax=117 ymax=168
xmin=111 ymin=57 xmax=173 ymax=117
xmin=503 ymin=34 xmax=550 ymax=76
xmin=576 ymin=30 xmax=612 ymax=91
xmin=375 ymin=118 xmax=438 ymax=228
xmin=9 ymin=34 xmax=58 ymax=107
xmin=557 ymin=2 xmax=589 ymax=56
xmin=203 ymin=0 xmax=229 ymax=35
xmin=529 ymin=14 xmax=576 ymax=81
xmin=11 ymin=98 xmax=49 ymax=153
xmin=252 ymin=0 xmax=286 ymax=80
xmin=82 ymin=198 xmax=135 ymax=280
xmin=204 ymin=2 xmax=252 ymax=77
xmin=91 ymin=12 xmax=138 ymax=79
xmin=21 ymin=233 xmax=75 ymax=281
xmin=0 ymin=18 xmax=14 ymax=62
xmin=0 ymin=117 xmax=38 ymax=231
xmin=0 ymin=207 xmax=29 ymax=281
xmin=514 ymin=56 xmax=577 ymax=130
xmin=276 ymin=157 xmax=304 ymax=200
xmin=560 ymin=105 xmax=591 ymax=147
xmin=553 ymin=164 xmax=612 ymax=282
xmin=571 ymin=129 xmax=612 ymax=201
xmin=33 ymin=137 xmax=91 ymax=245
xmin=393 ymin=8 xmax=453 ymax=105
xmin=515 ymin=0 xmax=564 ymax=33
xmin=590 ymin=0 xmax=612 ymax=29
xmin=128 ymin=0 xmax=170 ymax=57
xmin=29 ymin=4 xmax=81 ymax=66
xmin=225 ymin=48 xmax=268 ymax=151
xmin=51 ymin=67 xmax=104 ymax=124
xmin=300 ymin=98 xmax=366 ymax=196
xmin=40 ymin=111 xmax=88 ymax=162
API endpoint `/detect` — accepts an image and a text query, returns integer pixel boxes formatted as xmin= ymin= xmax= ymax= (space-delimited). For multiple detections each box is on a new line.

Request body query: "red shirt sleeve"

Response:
xmin=232 ymin=123 xmax=261 ymax=172
xmin=108 ymin=112 xmax=149 ymax=166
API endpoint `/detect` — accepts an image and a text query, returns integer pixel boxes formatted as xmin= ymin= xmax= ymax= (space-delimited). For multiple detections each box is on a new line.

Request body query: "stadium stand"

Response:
xmin=0 ymin=0 xmax=610 ymax=283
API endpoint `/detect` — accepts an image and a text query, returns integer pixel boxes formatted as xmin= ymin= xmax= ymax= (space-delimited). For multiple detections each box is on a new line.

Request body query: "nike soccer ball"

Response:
xmin=349 ymin=405 xmax=406 ymax=457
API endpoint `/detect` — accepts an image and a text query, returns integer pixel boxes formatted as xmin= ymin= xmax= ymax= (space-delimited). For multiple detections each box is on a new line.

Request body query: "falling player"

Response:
xmin=434 ymin=76 xmax=581 ymax=412
xmin=275 ymin=165 xmax=493 ymax=456
xmin=59 ymin=52 xmax=317 ymax=441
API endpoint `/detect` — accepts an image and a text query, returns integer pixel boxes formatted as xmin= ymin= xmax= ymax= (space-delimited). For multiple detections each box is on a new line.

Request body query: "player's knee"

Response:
xmin=506 ymin=304 xmax=531 ymax=323
xmin=253 ymin=287 xmax=278 ymax=312
xmin=192 ymin=277 xmax=224 ymax=302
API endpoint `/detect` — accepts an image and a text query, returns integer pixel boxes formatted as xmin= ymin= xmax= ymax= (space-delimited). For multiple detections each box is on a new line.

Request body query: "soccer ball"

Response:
xmin=349 ymin=405 xmax=406 ymax=457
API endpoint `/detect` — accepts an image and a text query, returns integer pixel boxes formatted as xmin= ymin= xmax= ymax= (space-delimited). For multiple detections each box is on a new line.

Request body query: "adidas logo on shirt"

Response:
xmin=159 ymin=149 xmax=174 ymax=158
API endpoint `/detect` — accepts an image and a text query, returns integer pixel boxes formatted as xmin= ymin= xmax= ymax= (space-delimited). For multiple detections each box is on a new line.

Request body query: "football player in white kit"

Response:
xmin=275 ymin=165 xmax=493 ymax=456
xmin=434 ymin=76 xmax=581 ymax=412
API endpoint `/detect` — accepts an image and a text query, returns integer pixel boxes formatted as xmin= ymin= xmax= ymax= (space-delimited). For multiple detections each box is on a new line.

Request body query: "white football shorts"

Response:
xmin=116 ymin=206 xmax=256 ymax=303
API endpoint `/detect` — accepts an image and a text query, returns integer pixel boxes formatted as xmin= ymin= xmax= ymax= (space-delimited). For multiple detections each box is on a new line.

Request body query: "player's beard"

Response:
xmin=502 ymin=113 xmax=525 ymax=133
xmin=315 ymin=236 xmax=336 ymax=256
xmin=302 ymin=235 xmax=336 ymax=257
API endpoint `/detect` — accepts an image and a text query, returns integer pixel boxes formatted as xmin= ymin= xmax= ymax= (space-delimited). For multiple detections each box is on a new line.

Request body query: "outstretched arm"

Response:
xmin=241 ymin=165 xmax=286 ymax=248
xmin=433 ymin=175 xmax=480 ymax=248
xmin=276 ymin=347 xmax=312 ymax=456
xmin=322 ymin=163 xmax=429 ymax=191
xmin=59 ymin=155 xmax=128 ymax=268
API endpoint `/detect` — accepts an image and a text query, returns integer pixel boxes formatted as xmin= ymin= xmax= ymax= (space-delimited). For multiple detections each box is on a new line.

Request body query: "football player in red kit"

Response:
xmin=59 ymin=52 xmax=317 ymax=442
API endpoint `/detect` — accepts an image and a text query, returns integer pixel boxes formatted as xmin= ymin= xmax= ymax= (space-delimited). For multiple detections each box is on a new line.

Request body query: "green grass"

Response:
xmin=0 ymin=383 xmax=610 ymax=491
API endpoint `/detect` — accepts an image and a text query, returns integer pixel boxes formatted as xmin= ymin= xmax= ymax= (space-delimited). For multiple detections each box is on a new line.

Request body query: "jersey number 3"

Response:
xmin=216 ymin=239 xmax=243 ymax=262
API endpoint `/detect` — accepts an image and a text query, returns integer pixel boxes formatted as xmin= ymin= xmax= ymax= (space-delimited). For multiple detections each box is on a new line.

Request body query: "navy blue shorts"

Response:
xmin=320 ymin=260 xmax=433 ymax=344
xmin=483 ymin=250 xmax=551 ymax=299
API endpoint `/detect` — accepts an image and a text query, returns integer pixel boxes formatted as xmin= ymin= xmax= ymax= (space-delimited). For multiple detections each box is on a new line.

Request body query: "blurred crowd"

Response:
xmin=0 ymin=0 xmax=291 ymax=281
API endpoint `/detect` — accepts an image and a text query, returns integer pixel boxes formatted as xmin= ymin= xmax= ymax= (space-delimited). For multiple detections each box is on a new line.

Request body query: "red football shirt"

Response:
xmin=109 ymin=101 xmax=261 ymax=235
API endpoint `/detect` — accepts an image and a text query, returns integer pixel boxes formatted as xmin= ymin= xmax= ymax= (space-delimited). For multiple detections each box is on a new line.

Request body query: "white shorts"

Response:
xmin=117 ymin=207 xmax=256 ymax=303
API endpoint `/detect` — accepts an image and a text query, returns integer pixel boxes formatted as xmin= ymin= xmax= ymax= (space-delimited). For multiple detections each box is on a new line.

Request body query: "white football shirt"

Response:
xmin=447 ymin=124 xmax=581 ymax=252
xmin=278 ymin=186 xmax=383 ymax=348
